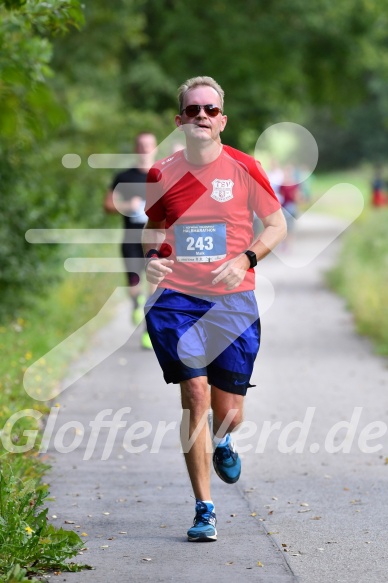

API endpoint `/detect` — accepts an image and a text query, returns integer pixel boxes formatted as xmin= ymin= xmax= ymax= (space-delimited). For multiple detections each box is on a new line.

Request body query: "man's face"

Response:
xmin=135 ymin=133 xmax=157 ymax=169
xmin=175 ymin=85 xmax=227 ymax=144
xmin=136 ymin=133 xmax=157 ymax=155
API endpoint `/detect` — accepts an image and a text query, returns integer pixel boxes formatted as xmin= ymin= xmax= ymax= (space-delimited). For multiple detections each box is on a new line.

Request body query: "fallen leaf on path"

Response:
xmin=250 ymin=512 xmax=257 ymax=517
xmin=119 ymin=531 xmax=127 ymax=534
xmin=81 ymin=533 xmax=88 ymax=537
xmin=298 ymin=509 xmax=311 ymax=513
xmin=64 ymin=520 xmax=75 ymax=524
xmin=257 ymin=561 xmax=264 ymax=567
xmin=142 ymin=557 xmax=152 ymax=561
xmin=311 ymin=516 xmax=321 ymax=520
xmin=300 ymin=503 xmax=309 ymax=507
xmin=226 ymin=561 xmax=234 ymax=565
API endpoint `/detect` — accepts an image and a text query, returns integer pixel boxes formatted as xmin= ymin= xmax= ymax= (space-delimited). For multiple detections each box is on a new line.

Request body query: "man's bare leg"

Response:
xmin=211 ymin=386 xmax=244 ymax=437
xmin=180 ymin=376 xmax=212 ymax=500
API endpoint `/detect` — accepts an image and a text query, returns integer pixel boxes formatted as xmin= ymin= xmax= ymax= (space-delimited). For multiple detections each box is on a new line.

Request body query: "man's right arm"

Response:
xmin=142 ymin=219 xmax=174 ymax=285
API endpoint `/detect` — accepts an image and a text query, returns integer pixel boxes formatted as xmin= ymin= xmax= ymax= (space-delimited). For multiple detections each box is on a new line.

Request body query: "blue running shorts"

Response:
xmin=145 ymin=288 xmax=260 ymax=396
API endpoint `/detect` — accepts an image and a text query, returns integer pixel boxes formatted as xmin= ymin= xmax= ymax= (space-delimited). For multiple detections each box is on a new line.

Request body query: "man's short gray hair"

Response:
xmin=178 ymin=76 xmax=225 ymax=113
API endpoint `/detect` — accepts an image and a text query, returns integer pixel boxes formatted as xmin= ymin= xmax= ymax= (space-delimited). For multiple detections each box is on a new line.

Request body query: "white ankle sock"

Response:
xmin=201 ymin=500 xmax=215 ymax=510
xmin=213 ymin=433 xmax=229 ymax=446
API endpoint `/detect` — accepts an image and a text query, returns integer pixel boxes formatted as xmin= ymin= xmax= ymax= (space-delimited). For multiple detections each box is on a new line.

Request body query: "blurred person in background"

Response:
xmin=267 ymin=158 xmax=284 ymax=204
xmin=104 ymin=132 xmax=157 ymax=349
xmin=279 ymin=164 xmax=301 ymax=248
xmin=371 ymin=165 xmax=387 ymax=207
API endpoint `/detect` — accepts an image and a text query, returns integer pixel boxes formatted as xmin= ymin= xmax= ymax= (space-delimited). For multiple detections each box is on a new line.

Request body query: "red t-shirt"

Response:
xmin=145 ymin=145 xmax=280 ymax=295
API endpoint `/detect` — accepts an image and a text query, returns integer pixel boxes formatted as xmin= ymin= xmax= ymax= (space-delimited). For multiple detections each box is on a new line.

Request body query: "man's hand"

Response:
xmin=145 ymin=258 xmax=174 ymax=285
xmin=211 ymin=254 xmax=250 ymax=290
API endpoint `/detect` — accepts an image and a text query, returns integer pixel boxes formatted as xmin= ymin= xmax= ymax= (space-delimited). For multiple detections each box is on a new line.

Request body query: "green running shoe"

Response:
xmin=141 ymin=331 xmax=153 ymax=350
xmin=132 ymin=306 xmax=143 ymax=326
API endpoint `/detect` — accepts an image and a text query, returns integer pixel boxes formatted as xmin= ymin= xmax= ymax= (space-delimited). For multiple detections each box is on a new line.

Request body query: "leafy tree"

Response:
xmin=0 ymin=1 xmax=84 ymax=319
xmin=127 ymin=0 xmax=388 ymax=149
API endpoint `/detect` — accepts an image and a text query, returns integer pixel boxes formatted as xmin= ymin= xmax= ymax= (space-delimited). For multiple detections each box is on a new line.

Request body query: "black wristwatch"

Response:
xmin=144 ymin=248 xmax=161 ymax=259
xmin=244 ymin=250 xmax=257 ymax=268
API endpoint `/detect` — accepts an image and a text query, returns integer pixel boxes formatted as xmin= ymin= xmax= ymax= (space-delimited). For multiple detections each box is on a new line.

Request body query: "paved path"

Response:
xmin=46 ymin=214 xmax=388 ymax=582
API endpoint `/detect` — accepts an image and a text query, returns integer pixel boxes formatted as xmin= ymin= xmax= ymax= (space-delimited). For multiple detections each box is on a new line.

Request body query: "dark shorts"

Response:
xmin=145 ymin=288 xmax=261 ymax=396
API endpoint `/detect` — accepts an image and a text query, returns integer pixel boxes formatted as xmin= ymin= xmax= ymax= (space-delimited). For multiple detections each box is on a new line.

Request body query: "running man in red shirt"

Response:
xmin=142 ymin=76 xmax=286 ymax=542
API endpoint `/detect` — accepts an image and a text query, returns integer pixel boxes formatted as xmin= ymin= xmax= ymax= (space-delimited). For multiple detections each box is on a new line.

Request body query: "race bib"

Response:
xmin=174 ymin=223 xmax=227 ymax=262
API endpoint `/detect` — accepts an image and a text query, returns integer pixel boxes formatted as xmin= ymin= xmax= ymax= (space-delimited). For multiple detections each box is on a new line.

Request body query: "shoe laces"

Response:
xmin=214 ymin=441 xmax=236 ymax=463
xmin=193 ymin=501 xmax=216 ymax=526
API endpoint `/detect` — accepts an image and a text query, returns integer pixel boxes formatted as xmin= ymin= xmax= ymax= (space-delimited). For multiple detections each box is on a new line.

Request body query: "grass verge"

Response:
xmin=0 ymin=243 xmax=124 ymax=580
xmin=304 ymin=165 xmax=370 ymax=219
xmin=327 ymin=208 xmax=388 ymax=356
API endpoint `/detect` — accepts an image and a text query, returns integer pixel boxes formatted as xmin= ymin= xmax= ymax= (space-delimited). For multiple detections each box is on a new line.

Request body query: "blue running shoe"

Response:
xmin=187 ymin=500 xmax=217 ymax=542
xmin=213 ymin=434 xmax=241 ymax=484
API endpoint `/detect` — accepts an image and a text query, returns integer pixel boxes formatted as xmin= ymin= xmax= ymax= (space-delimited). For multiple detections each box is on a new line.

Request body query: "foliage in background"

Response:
xmin=133 ymin=0 xmax=388 ymax=153
xmin=328 ymin=209 xmax=388 ymax=356
xmin=0 ymin=0 xmax=85 ymax=320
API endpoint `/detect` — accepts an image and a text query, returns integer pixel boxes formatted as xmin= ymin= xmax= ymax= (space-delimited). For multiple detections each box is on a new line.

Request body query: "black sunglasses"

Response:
xmin=180 ymin=104 xmax=222 ymax=118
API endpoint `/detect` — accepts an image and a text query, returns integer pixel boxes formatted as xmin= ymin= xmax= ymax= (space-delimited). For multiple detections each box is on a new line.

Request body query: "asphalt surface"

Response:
xmin=45 ymin=213 xmax=388 ymax=583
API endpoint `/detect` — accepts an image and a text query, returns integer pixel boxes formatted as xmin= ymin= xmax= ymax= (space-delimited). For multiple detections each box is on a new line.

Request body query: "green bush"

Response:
xmin=0 ymin=466 xmax=91 ymax=579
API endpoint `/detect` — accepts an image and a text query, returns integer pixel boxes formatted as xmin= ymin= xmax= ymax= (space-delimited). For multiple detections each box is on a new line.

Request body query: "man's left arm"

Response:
xmin=250 ymin=208 xmax=287 ymax=262
xmin=211 ymin=208 xmax=287 ymax=290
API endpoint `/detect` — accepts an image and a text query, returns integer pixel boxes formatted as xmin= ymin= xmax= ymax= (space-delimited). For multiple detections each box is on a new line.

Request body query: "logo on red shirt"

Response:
xmin=211 ymin=179 xmax=234 ymax=202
